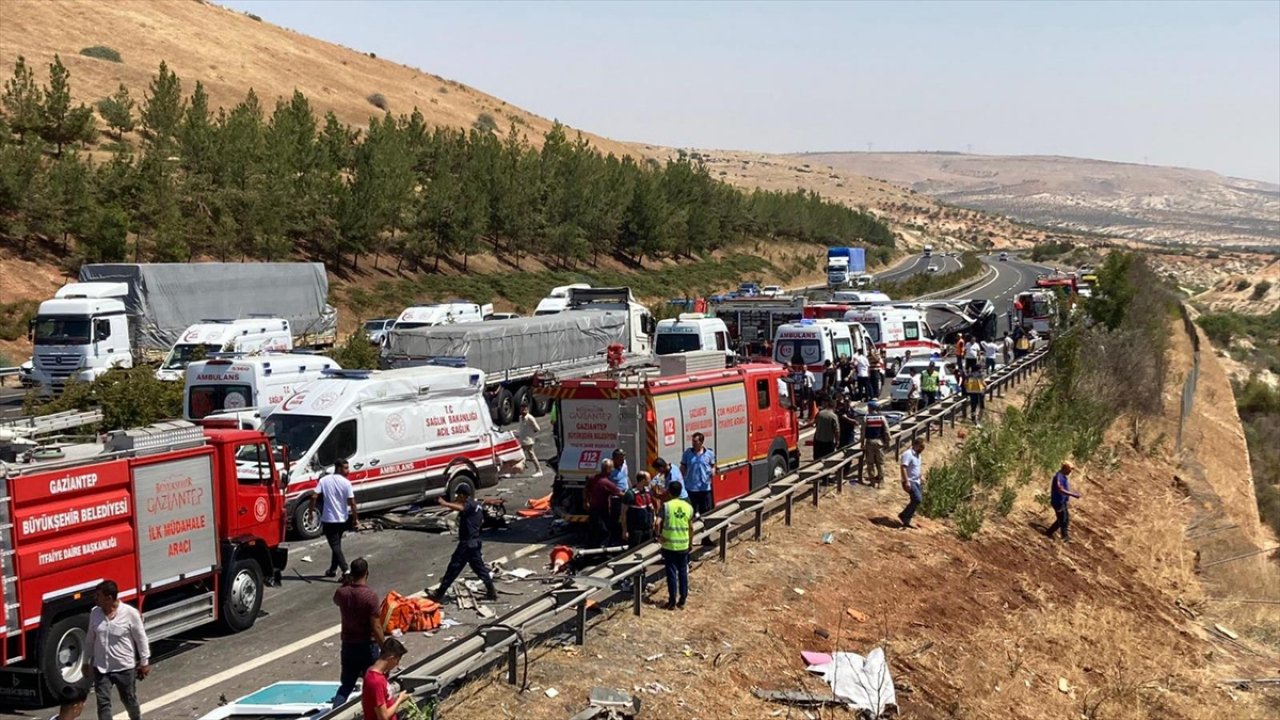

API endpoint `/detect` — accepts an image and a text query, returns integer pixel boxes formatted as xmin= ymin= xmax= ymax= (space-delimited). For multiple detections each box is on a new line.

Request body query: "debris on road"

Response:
xmin=752 ymin=688 xmax=842 ymax=707
xmin=805 ymin=647 xmax=897 ymax=714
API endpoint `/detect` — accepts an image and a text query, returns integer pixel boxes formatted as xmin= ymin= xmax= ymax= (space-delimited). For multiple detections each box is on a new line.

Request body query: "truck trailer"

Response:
xmin=29 ymin=263 xmax=336 ymax=392
xmin=0 ymin=421 xmax=288 ymax=707
xmin=537 ymin=361 xmax=800 ymax=522
xmin=826 ymin=247 xmax=867 ymax=289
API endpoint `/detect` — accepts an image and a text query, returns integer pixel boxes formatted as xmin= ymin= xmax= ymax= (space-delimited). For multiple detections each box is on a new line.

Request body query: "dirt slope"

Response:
xmin=0 ymin=0 xmax=634 ymax=156
xmin=442 ymin=323 xmax=1279 ymax=719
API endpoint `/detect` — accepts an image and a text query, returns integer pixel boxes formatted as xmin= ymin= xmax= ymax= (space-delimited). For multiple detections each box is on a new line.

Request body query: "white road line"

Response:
xmin=118 ymin=535 xmax=559 ymax=719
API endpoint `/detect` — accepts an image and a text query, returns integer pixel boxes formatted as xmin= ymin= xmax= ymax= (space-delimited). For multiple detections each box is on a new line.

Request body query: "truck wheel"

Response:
xmin=219 ymin=559 xmax=264 ymax=633
xmin=40 ymin=614 xmax=91 ymax=700
xmin=530 ymin=392 xmax=550 ymax=417
xmin=769 ymin=453 xmax=789 ymax=481
xmin=494 ymin=388 xmax=516 ymax=426
xmin=512 ymin=386 xmax=533 ymax=418
xmin=292 ymin=499 xmax=322 ymax=540
xmin=446 ymin=473 xmax=476 ymax=501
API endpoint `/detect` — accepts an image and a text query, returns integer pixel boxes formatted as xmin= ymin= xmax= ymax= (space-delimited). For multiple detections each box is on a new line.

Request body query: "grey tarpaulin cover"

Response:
xmin=78 ymin=263 xmax=335 ymax=351
xmin=385 ymin=311 xmax=628 ymax=376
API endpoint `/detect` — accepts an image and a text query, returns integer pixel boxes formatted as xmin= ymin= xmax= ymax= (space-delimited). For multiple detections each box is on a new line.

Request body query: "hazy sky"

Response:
xmin=221 ymin=0 xmax=1280 ymax=183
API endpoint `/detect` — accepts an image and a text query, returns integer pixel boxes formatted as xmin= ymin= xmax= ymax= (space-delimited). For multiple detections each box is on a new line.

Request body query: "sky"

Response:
xmin=220 ymin=0 xmax=1280 ymax=183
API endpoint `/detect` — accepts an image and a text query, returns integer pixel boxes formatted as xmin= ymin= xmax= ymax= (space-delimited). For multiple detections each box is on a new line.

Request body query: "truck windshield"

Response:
xmin=188 ymin=383 xmax=253 ymax=419
xmin=33 ymin=316 xmax=91 ymax=345
xmin=255 ymin=413 xmax=330 ymax=462
xmin=163 ymin=344 xmax=221 ymax=370
xmin=655 ymin=333 xmax=702 ymax=355
xmin=858 ymin=323 xmax=882 ymax=344
xmin=363 ymin=320 xmax=386 ymax=332
xmin=774 ymin=339 xmax=822 ymax=365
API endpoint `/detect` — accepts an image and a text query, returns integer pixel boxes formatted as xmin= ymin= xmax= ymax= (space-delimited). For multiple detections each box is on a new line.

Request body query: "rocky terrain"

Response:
xmin=797 ymin=152 xmax=1280 ymax=250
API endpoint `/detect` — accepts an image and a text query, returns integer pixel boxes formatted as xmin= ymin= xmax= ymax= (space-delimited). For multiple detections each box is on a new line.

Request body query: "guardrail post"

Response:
xmin=857 ymin=454 xmax=865 ymax=485
xmin=575 ymin=600 xmax=588 ymax=645
xmin=507 ymin=644 xmax=519 ymax=684
xmin=719 ymin=525 xmax=729 ymax=562
xmin=836 ymin=462 xmax=845 ymax=494
xmin=753 ymin=506 xmax=764 ymax=540
xmin=633 ymin=570 xmax=643 ymax=616
xmin=812 ymin=474 xmax=821 ymax=507
xmin=785 ymin=492 xmax=793 ymax=525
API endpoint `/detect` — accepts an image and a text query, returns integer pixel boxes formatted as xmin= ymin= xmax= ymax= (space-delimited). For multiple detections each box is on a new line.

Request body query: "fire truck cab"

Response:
xmin=541 ymin=362 xmax=799 ymax=521
xmin=0 ymin=422 xmax=287 ymax=707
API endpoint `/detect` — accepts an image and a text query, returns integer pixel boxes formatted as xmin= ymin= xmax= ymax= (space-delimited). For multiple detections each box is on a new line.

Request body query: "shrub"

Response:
xmin=79 ymin=46 xmax=122 ymax=63
xmin=0 ymin=300 xmax=38 ymax=342
xmin=954 ymin=503 xmax=985 ymax=540
xmin=1252 ymin=280 xmax=1272 ymax=300
xmin=331 ymin=329 xmax=380 ymax=370
xmin=472 ymin=112 xmax=498 ymax=134
xmin=246 ymin=12 xmax=262 ymax=21
xmin=367 ymin=93 xmax=388 ymax=111
xmin=995 ymin=486 xmax=1017 ymax=516
xmin=25 ymin=366 xmax=183 ymax=430
xmin=368 ymin=52 xmax=377 ymax=59
xmin=1235 ymin=279 xmax=1252 ymax=292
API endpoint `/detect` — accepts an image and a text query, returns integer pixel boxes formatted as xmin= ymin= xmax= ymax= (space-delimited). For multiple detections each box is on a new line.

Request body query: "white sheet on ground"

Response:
xmin=806 ymin=647 xmax=897 ymax=712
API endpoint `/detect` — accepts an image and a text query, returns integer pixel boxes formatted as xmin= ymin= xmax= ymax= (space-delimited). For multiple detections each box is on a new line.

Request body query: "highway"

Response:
xmin=0 ymin=253 xmax=1052 ymax=720
xmin=875 ymin=252 xmax=963 ymax=283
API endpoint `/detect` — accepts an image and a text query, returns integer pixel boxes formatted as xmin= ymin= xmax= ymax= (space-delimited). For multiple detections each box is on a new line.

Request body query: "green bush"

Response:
xmin=0 ymin=300 xmax=37 ymax=342
xmin=79 ymin=46 xmax=122 ymax=63
xmin=954 ymin=504 xmax=985 ymax=540
xmin=25 ymin=366 xmax=183 ymax=430
xmin=1252 ymin=280 xmax=1272 ymax=300
xmin=367 ymin=92 xmax=388 ymax=111
xmin=1235 ymin=279 xmax=1252 ymax=292
xmin=331 ymin=329 xmax=380 ymax=370
xmin=472 ymin=112 xmax=498 ymax=134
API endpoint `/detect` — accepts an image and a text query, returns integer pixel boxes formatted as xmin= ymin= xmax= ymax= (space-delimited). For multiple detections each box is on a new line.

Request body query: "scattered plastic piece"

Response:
xmin=545 ymin=687 xmax=560 ymax=698
xmin=801 ymin=650 xmax=833 ymax=666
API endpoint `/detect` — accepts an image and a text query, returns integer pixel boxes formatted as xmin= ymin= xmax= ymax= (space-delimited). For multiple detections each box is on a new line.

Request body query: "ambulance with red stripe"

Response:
xmin=843 ymin=305 xmax=943 ymax=374
xmin=0 ymin=422 xmax=287 ymax=707
xmin=539 ymin=361 xmax=799 ymax=521
xmin=259 ymin=367 xmax=525 ymax=539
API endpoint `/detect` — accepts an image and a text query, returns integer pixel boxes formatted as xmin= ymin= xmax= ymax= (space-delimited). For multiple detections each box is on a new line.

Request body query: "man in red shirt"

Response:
xmin=585 ymin=459 xmax=622 ymax=548
xmin=331 ymin=558 xmax=383 ymax=706
xmin=362 ymin=638 xmax=409 ymax=720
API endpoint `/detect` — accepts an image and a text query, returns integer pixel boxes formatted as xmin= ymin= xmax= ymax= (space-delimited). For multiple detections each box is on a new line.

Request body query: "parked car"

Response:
xmin=760 ymin=285 xmax=784 ymax=297
xmin=487 ymin=312 xmax=522 ymax=321
xmin=889 ymin=358 xmax=960 ymax=409
xmin=926 ymin=264 xmax=940 ymax=273
xmin=364 ymin=318 xmax=395 ymax=345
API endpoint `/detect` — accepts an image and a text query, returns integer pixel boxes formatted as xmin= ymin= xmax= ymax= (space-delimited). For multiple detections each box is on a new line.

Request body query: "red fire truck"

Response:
xmin=0 ymin=421 xmax=288 ymax=707
xmin=539 ymin=362 xmax=800 ymax=521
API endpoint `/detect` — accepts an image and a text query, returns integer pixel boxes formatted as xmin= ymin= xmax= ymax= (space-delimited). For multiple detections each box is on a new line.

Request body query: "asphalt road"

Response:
xmin=0 ymin=253 xmax=1054 ymax=720
xmin=875 ymin=252 xmax=962 ymax=284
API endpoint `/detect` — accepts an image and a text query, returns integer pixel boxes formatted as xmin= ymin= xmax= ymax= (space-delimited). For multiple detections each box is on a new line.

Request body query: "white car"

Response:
xmin=760 ymin=285 xmax=784 ymax=297
xmin=926 ymin=264 xmax=940 ymax=273
xmin=364 ymin=318 xmax=395 ymax=345
xmin=889 ymin=358 xmax=959 ymax=409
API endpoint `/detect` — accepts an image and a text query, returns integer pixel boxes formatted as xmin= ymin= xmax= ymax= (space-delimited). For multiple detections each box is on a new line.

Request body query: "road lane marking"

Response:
xmin=117 ymin=534 xmax=563 ymax=719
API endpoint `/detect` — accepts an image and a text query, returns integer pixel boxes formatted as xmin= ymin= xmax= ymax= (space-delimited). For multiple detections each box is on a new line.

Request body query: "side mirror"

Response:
xmin=27 ymin=318 xmax=35 ymax=342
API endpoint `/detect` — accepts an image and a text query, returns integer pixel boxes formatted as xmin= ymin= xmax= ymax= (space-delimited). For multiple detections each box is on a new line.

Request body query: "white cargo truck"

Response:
xmin=383 ymin=287 xmax=655 ymax=425
xmin=654 ymin=313 xmax=732 ymax=356
xmin=28 ymin=263 xmax=336 ymax=393
xmin=257 ymin=367 xmax=527 ymax=538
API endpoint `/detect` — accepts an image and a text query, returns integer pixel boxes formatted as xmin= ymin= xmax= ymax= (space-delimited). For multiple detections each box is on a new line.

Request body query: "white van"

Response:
xmin=534 ymin=283 xmax=592 ymax=316
xmin=654 ymin=314 xmax=731 ymax=356
xmin=259 ymin=366 xmax=526 ymax=538
xmin=831 ymin=290 xmax=891 ymax=304
xmin=155 ymin=318 xmax=293 ymax=381
xmin=183 ymin=353 xmax=341 ymax=425
xmin=772 ymin=319 xmax=856 ymax=392
xmin=845 ymin=305 xmax=943 ymax=372
xmin=392 ymin=303 xmax=492 ymax=331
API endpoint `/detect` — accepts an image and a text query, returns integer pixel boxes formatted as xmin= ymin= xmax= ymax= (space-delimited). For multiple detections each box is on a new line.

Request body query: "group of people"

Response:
xmin=787 ymin=348 xmax=887 ymax=421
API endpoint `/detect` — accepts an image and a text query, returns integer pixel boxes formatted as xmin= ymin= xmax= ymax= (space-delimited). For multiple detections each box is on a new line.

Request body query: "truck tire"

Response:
xmin=530 ymin=391 xmax=550 ymax=417
xmin=291 ymin=499 xmax=323 ymax=540
xmin=446 ymin=473 xmax=476 ymax=501
xmin=512 ymin=386 xmax=533 ymax=418
xmin=769 ymin=453 xmax=789 ymax=482
xmin=40 ymin=613 xmax=91 ymax=700
xmin=219 ymin=559 xmax=264 ymax=633
xmin=493 ymin=388 xmax=516 ymax=426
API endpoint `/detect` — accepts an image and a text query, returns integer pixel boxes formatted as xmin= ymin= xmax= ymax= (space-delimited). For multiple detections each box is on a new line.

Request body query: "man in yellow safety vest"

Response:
xmin=657 ymin=481 xmax=695 ymax=610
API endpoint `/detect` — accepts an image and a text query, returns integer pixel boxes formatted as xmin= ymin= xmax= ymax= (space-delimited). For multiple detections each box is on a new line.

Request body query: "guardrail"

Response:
xmin=317 ymin=345 xmax=1053 ymax=719
xmin=1176 ymin=303 xmax=1201 ymax=452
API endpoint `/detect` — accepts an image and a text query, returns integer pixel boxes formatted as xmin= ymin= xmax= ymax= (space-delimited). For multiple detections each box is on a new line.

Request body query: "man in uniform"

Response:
xmin=429 ymin=484 xmax=498 ymax=602
xmin=657 ymin=481 xmax=694 ymax=610
xmin=861 ymin=401 xmax=892 ymax=488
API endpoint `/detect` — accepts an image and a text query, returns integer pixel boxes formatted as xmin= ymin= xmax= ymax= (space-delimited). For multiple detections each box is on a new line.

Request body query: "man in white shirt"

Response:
xmin=907 ymin=367 xmax=922 ymax=414
xmin=983 ymin=339 xmax=1000 ymax=373
xmin=518 ymin=403 xmax=543 ymax=478
xmin=854 ymin=351 xmax=871 ymax=401
xmin=963 ymin=335 xmax=979 ymax=373
xmin=310 ymin=458 xmax=358 ymax=578
xmin=84 ymin=580 xmax=149 ymax=720
xmin=898 ymin=438 xmax=926 ymax=529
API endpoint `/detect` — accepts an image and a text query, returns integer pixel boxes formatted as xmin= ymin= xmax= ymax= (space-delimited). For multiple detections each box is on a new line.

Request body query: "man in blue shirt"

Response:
xmin=652 ymin=458 xmax=687 ymax=500
xmin=1045 ymin=461 xmax=1081 ymax=541
xmin=608 ymin=449 xmax=630 ymax=544
xmin=680 ymin=432 xmax=717 ymax=515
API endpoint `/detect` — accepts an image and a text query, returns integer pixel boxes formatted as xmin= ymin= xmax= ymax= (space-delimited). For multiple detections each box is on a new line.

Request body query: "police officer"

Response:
xmin=862 ymin=401 xmax=892 ymax=488
xmin=657 ymin=481 xmax=694 ymax=610
xmin=428 ymin=484 xmax=498 ymax=602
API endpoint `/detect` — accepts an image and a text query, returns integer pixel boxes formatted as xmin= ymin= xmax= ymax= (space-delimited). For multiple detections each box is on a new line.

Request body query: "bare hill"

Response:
xmin=797 ymin=152 xmax=1280 ymax=249
xmin=0 ymin=0 xmax=634 ymax=156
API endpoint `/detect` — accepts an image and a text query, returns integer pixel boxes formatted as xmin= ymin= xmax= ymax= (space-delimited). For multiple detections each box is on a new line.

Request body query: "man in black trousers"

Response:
xmin=428 ymin=484 xmax=498 ymax=601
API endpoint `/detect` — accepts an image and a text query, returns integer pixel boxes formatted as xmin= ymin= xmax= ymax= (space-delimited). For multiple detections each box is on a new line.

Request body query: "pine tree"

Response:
xmin=97 ymin=83 xmax=135 ymax=141
xmin=38 ymin=55 xmax=97 ymax=156
xmin=2 ymin=56 xmax=42 ymax=141
xmin=140 ymin=61 xmax=184 ymax=152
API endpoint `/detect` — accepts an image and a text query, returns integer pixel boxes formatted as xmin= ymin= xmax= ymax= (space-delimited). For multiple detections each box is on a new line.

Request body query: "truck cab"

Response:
xmin=155 ymin=318 xmax=293 ymax=381
xmin=534 ymin=283 xmax=592 ymax=316
xmin=654 ymin=314 xmax=732 ymax=356
xmin=28 ymin=282 xmax=133 ymax=393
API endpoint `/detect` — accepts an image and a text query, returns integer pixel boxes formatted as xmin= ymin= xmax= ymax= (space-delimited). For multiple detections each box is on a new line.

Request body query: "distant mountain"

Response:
xmin=794 ymin=153 xmax=1280 ymax=249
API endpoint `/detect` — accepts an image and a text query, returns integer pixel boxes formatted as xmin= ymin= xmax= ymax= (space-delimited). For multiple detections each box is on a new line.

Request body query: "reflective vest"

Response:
xmin=660 ymin=498 xmax=694 ymax=552
xmin=964 ymin=376 xmax=986 ymax=395
xmin=1015 ymin=336 xmax=1031 ymax=351
xmin=864 ymin=414 xmax=888 ymax=441
xmin=920 ymin=371 xmax=940 ymax=393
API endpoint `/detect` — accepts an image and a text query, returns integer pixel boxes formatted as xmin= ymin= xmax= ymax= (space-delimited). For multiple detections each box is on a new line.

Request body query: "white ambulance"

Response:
xmin=844 ymin=305 xmax=943 ymax=373
xmin=771 ymin=319 xmax=862 ymax=392
xmin=654 ymin=313 xmax=732 ymax=356
xmin=258 ymin=367 xmax=525 ymax=538
xmin=155 ymin=318 xmax=293 ymax=381
xmin=831 ymin=290 xmax=891 ymax=304
xmin=183 ymin=354 xmax=341 ymax=426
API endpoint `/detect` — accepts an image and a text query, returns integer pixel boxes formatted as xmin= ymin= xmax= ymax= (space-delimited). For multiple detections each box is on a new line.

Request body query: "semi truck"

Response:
xmin=537 ymin=360 xmax=800 ymax=522
xmin=28 ymin=263 xmax=336 ymax=393
xmin=382 ymin=288 xmax=655 ymax=425
xmin=0 ymin=421 xmax=288 ymax=707
xmin=826 ymin=247 xmax=867 ymax=289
